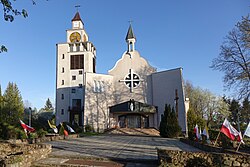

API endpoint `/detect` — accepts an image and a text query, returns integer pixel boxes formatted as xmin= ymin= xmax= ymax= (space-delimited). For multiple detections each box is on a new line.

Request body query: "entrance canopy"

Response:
xmin=109 ymin=100 xmax=157 ymax=114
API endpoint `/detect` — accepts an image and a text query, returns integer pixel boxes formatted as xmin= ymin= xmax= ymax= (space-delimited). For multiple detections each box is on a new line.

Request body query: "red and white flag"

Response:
xmin=237 ymin=132 xmax=245 ymax=144
xmin=194 ymin=124 xmax=200 ymax=141
xmin=20 ymin=120 xmax=35 ymax=132
xmin=220 ymin=118 xmax=239 ymax=141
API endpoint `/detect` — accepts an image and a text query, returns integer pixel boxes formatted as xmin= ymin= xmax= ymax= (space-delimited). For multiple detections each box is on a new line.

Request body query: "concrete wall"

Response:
xmin=147 ymin=68 xmax=188 ymax=133
xmin=84 ymin=72 xmax=114 ymax=131
xmin=0 ymin=143 xmax=51 ymax=167
xmin=108 ymin=50 xmax=155 ymax=104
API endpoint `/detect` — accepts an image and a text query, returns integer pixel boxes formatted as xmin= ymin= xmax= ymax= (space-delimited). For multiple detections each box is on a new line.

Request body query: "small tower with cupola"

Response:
xmin=126 ymin=24 xmax=136 ymax=52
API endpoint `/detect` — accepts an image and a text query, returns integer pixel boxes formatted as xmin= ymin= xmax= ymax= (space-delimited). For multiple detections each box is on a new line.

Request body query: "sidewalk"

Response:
xmin=33 ymin=134 xmax=201 ymax=166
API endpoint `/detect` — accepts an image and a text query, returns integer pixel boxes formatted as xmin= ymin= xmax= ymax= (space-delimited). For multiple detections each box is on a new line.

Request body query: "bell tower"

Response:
xmin=56 ymin=11 xmax=96 ymax=126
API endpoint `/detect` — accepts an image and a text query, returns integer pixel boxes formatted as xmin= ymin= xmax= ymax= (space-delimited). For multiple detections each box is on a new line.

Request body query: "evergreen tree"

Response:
xmin=159 ymin=104 xmax=181 ymax=138
xmin=1 ymin=82 xmax=24 ymax=125
xmin=228 ymin=99 xmax=241 ymax=125
xmin=241 ymin=98 xmax=250 ymax=124
xmin=0 ymin=85 xmax=3 ymax=110
xmin=43 ymin=98 xmax=53 ymax=111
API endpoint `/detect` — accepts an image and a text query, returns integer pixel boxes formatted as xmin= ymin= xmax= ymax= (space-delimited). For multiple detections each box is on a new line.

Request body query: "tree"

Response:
xmin=184 ymin=81 xmax=229 ymax=127
xmin=187 ymin=108 xmax=206 ymax=140
xmin=211 ymin=16 xmax=250 ymax=100
xmin=43 ymin=98 xmax=54 ymax=111
xmin=0 ymin=0 xmax=39 ymax=53
xmin=0 ymin=82 xmax=24 ymax=125
xmin=0 ymin=85 xmax=3 ymax=110
xmin=159 ymin=104 xmax=181 ymax=138
xmin=241 ymin=98 xmax=250 ymax=124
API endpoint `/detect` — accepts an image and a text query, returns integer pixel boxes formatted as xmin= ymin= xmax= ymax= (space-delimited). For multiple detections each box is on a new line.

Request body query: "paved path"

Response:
xmin=34 ymin=135 xmax=201 ymax=166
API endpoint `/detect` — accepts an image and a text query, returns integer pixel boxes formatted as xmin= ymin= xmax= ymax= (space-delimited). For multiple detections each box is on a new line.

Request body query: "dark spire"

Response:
xmin=126 ymin=24 xmax=136 ymax=40
xmin=72 ymin=12 xmax=82 ymax=22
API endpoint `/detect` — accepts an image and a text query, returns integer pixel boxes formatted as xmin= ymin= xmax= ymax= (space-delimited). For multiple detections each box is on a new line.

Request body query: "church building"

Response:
xmin=56 ymin=12 xmax=189 ymax=134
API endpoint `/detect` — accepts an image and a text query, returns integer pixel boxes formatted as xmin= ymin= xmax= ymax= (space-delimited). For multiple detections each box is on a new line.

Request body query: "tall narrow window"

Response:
xmin=62 ymin=54 xmax=65 ymax=59
xmin=62 ymin=80 xmax=64 ymax=85
xmin=61 ymin=109 xmax=64 ymax=115
xmin=76 ymin=43 xmax=80 ymax=52
xmin=71 ymin=55 xmax=84 ymax=69
xmin=69 ymin=44 xmax=73 ymax=52
xmin=130 ymin=42 xmax=133 ymax=51
xmin=71 ymin=88 xmax=76 ymax=93
xmin=79 ymin=70 xmax=83 ymax=75
xmin=93 ymin=58 xmax=96 ymax=73
xmin=62 ymin=67 xmax=64 ymax=73
xmin=61 ymin=94 xmax=64 ymax=100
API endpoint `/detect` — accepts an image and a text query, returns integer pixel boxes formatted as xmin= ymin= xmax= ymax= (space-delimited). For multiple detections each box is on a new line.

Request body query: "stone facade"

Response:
xmin=0 ymin=142 xmax=51 ymax=167
xmin=158 ymin=149 xmax=250 ymax=167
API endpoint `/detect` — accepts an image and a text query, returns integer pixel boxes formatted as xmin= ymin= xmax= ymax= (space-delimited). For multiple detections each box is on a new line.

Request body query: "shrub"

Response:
xmin=36 ymin=129 xmax=48 ymax=138
xmin=187 ymin=108 xmax=206 ymax=140
xmin=208 ymin=129 xmax=219 ymax=141
xmin=85 ymin=124 xmax=94 ymax=132
xmin=159 ymin=104 xmax=181 ymax=138
xmin=0 ymin=122 xmax=18 ymax=139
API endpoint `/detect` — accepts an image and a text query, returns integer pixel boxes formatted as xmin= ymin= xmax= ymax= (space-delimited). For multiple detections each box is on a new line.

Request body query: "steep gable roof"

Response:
xmin=126 ymin=24 xmax=136 ymax=40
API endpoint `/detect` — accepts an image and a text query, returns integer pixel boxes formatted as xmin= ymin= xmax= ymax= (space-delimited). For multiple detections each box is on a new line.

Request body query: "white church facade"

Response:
xmin=56 ymin=12 xmax=189 ymax=134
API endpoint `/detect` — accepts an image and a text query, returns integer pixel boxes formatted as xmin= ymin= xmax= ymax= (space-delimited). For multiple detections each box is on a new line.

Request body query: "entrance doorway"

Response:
xmin=118 ymin=114 xmax=149 ymax=128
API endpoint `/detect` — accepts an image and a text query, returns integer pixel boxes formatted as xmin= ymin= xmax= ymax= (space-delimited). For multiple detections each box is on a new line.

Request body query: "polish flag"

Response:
xmin=194 ymin=124 xmax=200 ymax=141
xmin=220 ymin=118 xmax=239 ymax=141
xmin=237 ymin=132 xmax=245 ymax=144
xmin=20 ymin=120 xmax=35 ymax=132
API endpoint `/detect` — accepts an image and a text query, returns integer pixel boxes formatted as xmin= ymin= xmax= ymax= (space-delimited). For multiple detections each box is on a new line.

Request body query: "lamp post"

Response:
xmin=29 ymin=107 xmax=32 ymax=127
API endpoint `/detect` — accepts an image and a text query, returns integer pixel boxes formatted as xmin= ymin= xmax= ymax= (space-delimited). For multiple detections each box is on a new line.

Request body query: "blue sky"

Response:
xmin=0 ymin=0 xmax=249 ymax=109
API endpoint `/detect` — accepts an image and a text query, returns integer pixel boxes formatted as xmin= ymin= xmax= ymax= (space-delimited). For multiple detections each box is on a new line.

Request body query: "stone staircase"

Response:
xmin=105 ymin=128 xmax=160 ymax=136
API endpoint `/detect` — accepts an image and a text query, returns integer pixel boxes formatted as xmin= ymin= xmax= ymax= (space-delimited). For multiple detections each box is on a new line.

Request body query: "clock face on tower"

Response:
xmin=70 ymin=32 xmax=81 ymax=42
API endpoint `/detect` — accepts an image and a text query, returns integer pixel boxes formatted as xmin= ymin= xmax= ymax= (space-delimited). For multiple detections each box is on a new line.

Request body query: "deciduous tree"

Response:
xmin=211 ymin=16 xmax=250 ymax=100
xmin=0 ymin=0 xmax=44 ymax=53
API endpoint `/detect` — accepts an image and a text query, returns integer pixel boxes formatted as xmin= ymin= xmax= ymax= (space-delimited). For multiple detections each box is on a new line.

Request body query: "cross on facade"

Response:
xmin=119 ymin=69 xmax=143 ymax=93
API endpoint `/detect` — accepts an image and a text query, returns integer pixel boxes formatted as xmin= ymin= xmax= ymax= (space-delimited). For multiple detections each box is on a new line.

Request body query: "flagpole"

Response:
xmin=236 ymin=142 xmax=241 ymax=152
xmin=236 ymin=134 xmax=245 ymax=152
xmin=214 ymin=131 xmax=221 ymax=146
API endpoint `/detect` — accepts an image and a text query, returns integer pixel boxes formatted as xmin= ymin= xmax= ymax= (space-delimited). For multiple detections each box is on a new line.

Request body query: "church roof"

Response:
xmin=72 ymin=12 xmax=83 ymax=22
xmin=126 ymin=24 xmax=136 ymax=40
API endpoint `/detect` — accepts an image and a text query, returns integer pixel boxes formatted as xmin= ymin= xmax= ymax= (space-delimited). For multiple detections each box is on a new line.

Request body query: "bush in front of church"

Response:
xmin=159 ymin=104 xmax=181 ymax=138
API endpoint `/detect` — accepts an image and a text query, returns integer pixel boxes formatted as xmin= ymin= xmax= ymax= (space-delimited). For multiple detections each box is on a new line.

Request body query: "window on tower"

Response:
xmin=71 ymin=55 xmax=84 ymax=69
xmin=62 ymin=80 xmax=64 ymax=85
xmin=61 ymin=94 xmax=64 ymax=100
xmin=62 ymin=54 xmax=65 ymax=59
xmin=93 ymin=58 xmax=96 ymax=73
xmin=72 ymin=75 xmax=76 ymax=80
xmin=61 ymin=109 xmax=64 ymax=115
xmin=76 ymin=43 xmax=80 ymax=52
xmin=62 ymin=67 xmax=64 ymax=73
xmin=69 ymin=44 xmax=73 ymax=52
